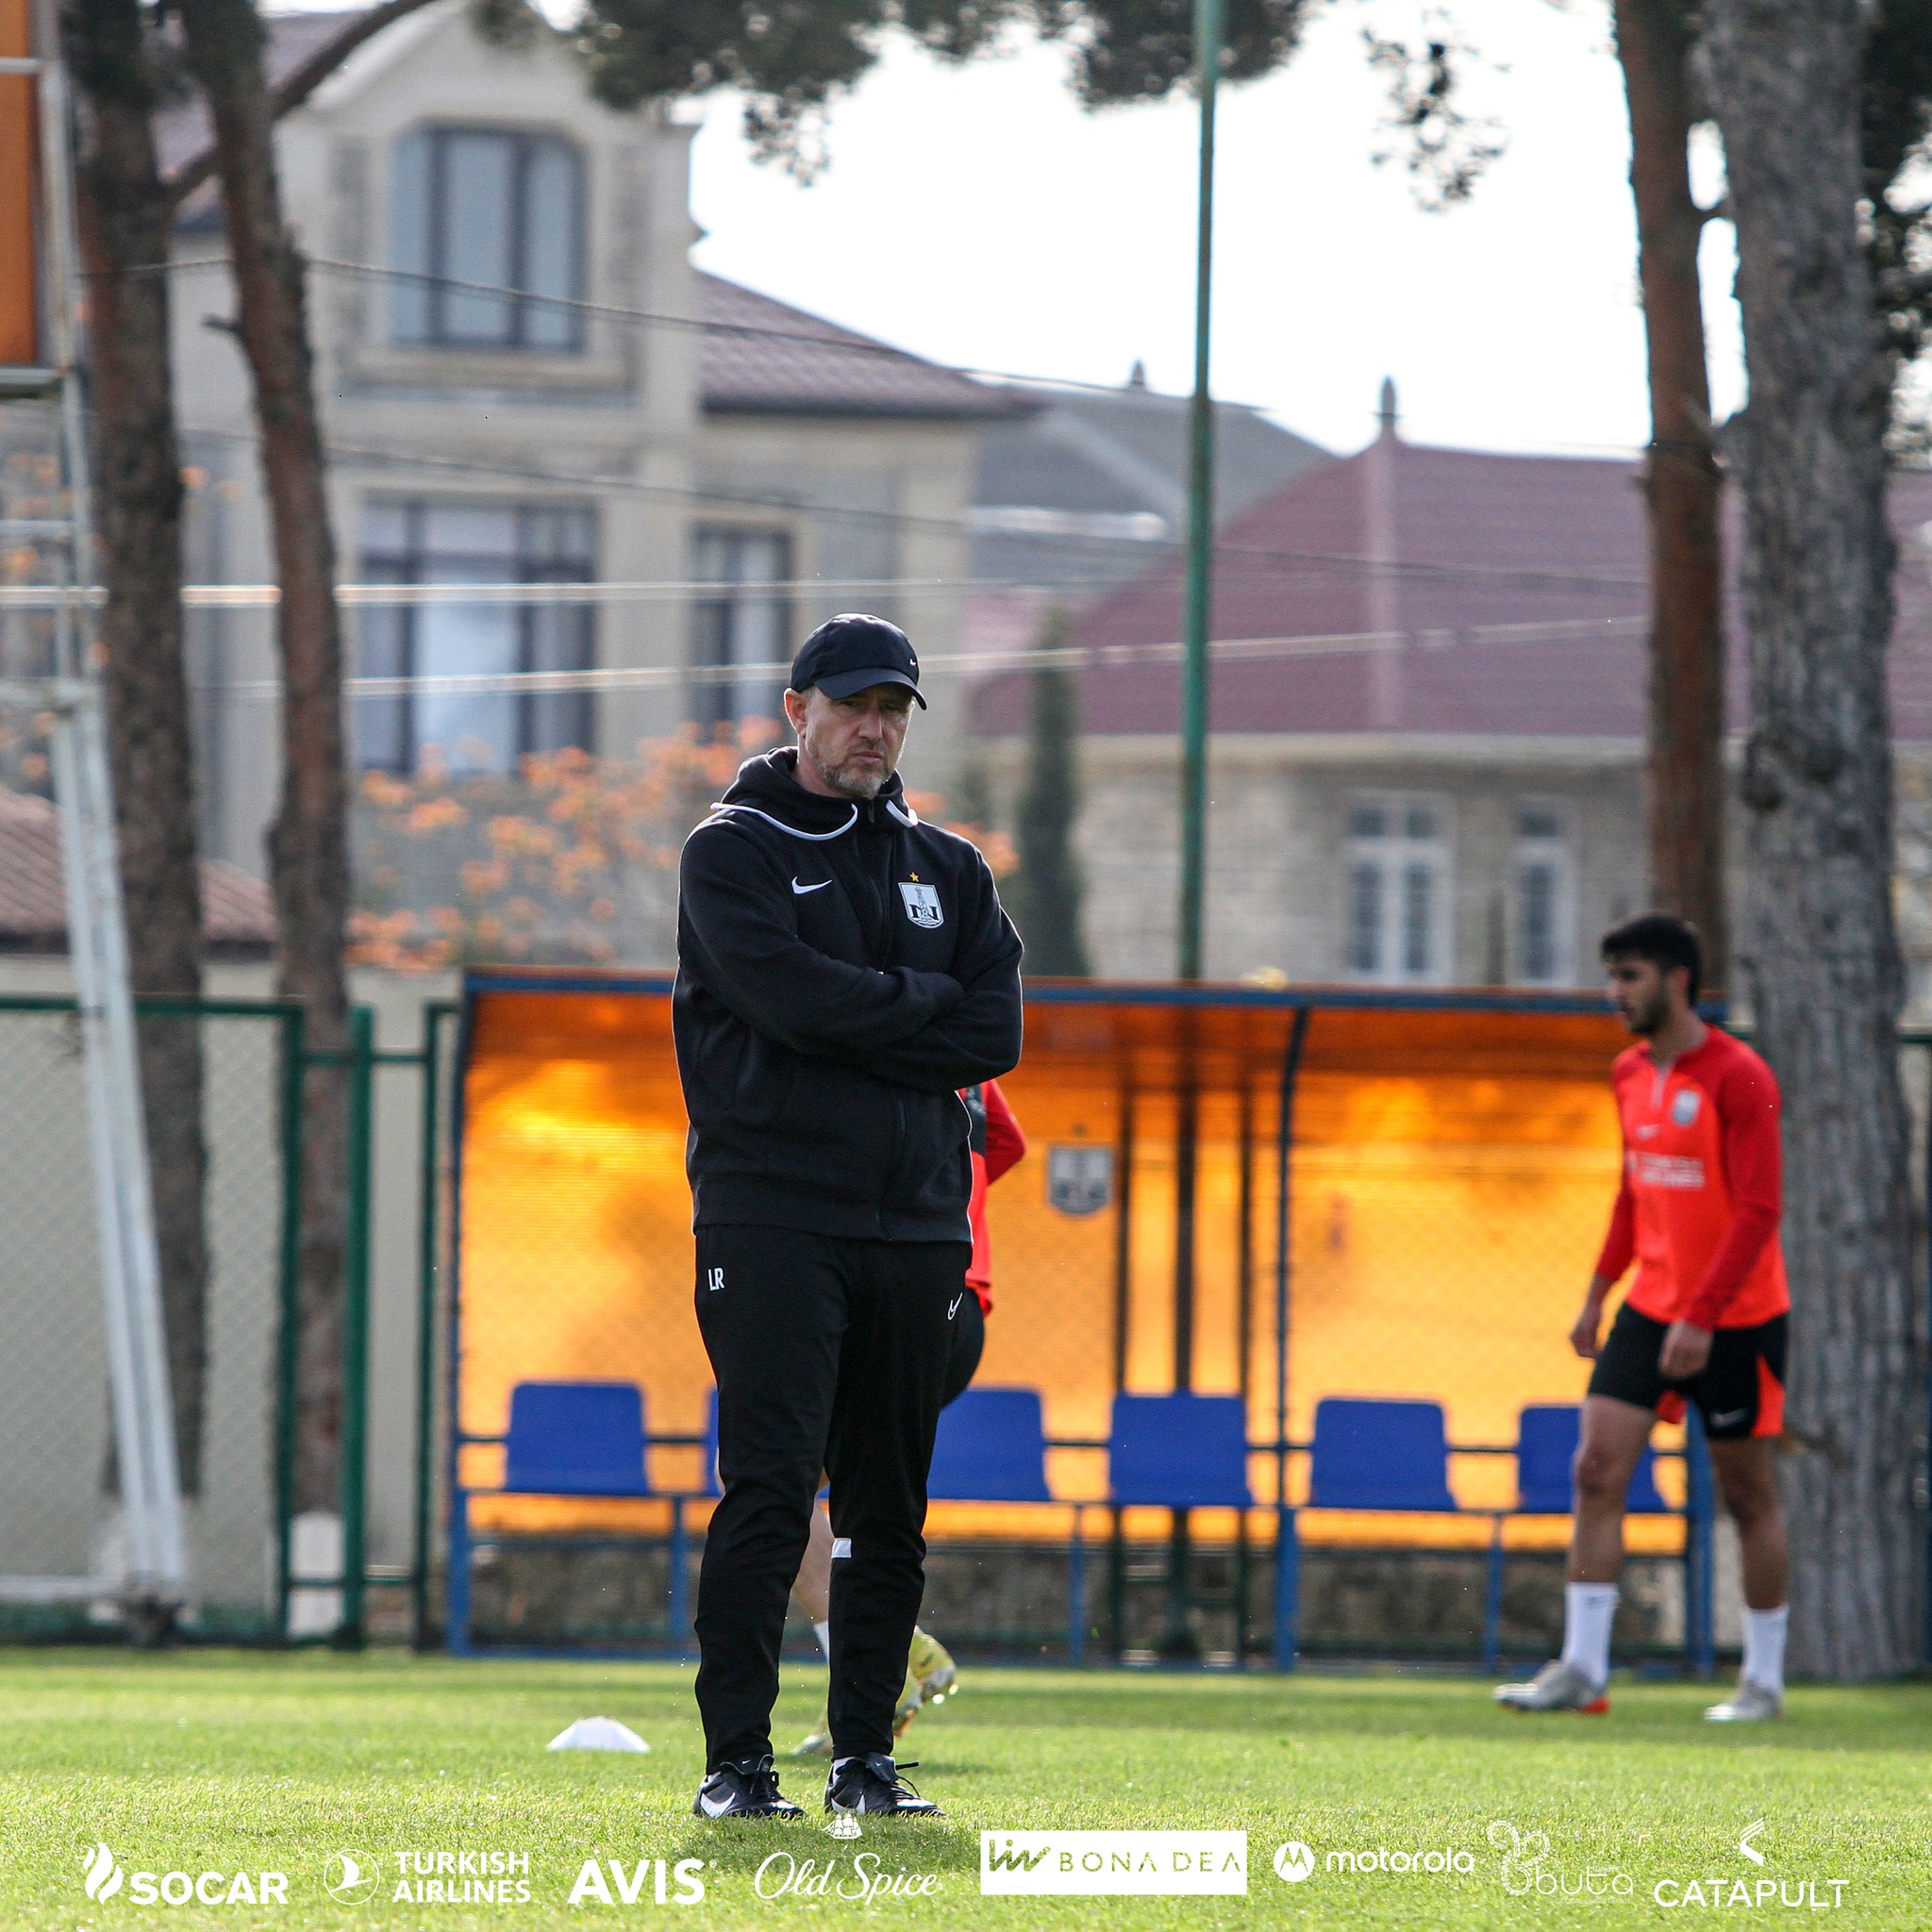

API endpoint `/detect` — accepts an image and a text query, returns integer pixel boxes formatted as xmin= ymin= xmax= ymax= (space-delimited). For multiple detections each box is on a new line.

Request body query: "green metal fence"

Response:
xmin=0 ymin=991 xmax=456 ymax=1648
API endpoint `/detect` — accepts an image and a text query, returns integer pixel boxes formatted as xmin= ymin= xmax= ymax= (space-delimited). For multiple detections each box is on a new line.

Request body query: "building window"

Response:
xmin=691 ymin=528 xmax=791 ymax=730
xmin=1345 ymin=794 xmax=1453 ymax=983
xmin=1514 ymin=801 xmax=1575 ymax=986
xmin=356 ymin=501 xmax=595 ymax=774
xmin=390 ymin=127 xmax=584 ymax=351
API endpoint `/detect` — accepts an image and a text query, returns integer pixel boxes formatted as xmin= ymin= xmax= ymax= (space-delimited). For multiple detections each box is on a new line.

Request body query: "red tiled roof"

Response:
xmin=0 ymin=791 xmax=275 ymax=954
xmin=973 ymin=432 xmax=1932 ymax=741
xmin=698 ymin=272 xmax=1021 ymax=420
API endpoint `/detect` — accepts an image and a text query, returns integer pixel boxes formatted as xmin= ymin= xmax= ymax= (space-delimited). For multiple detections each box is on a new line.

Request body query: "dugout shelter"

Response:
xmin=446 ymin=971 xmax=1712 ymax=1667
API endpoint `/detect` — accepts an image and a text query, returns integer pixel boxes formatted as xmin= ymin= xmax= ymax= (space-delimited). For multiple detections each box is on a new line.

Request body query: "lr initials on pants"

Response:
xmin=708 ymin=1267 xmax=724 ymax=1292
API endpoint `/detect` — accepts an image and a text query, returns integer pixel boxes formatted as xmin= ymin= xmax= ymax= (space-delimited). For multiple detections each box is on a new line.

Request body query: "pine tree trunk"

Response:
xmin=66 ymin=0 xmax=210 ymax=1493
xmin=1613 ymin=0 xmax=1729 ymax=989
xmin=1703 ymin=0 xmax=1922 ymax=1678
xmin=177 ymin=0 xmax=352 ymax=1516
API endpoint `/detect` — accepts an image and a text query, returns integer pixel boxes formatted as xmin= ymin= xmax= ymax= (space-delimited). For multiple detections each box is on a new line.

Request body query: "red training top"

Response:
xmin=962 ymin=1077 xmax=1025 ymax=1314
xmin=1593 ymin=1027 xmax=1789 ymax=1331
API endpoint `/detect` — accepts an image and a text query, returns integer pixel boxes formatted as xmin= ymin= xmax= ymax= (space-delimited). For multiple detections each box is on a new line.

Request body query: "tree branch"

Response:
xmin=161 ymin=0 xmax=443 ymax=212
xmin=1878 ymin=266 xmax=1932 ymax=306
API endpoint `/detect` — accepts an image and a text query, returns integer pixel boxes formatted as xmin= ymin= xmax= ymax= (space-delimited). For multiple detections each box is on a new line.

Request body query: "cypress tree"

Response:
xmin=1009 ymin=609 xmax=1091 ymax=975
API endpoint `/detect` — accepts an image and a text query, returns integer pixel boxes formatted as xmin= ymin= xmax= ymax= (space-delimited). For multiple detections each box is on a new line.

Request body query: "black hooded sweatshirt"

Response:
xmin=673 ymin=748 xmax=1024 ymax=1242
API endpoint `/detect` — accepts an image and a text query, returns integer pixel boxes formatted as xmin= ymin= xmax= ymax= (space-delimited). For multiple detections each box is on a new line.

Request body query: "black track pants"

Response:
xmin=692 ymin=1224 xmax=968 ymax=1769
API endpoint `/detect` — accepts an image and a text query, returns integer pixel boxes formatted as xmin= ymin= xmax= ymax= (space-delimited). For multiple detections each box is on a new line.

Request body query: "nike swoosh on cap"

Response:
xmin=791 ymin=878 xmax=830 ymax=895
xmin=1709 ymin=1408 xmax=1748 ymax=1426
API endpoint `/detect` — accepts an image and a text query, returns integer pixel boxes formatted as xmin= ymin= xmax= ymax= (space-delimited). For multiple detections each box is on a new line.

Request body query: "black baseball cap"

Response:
xmin=789 ymin=613 xmax=925 ymax=708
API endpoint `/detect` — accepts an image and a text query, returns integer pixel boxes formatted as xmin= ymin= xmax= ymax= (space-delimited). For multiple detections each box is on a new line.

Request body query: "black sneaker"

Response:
xmin=824 ymin=1754 xmax=942 ymax=1818
xmin=692 ymin=1756 xmax=805 ymax=1820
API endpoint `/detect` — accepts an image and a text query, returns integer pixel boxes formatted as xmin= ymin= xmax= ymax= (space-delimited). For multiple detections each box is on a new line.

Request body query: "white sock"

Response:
xmin=1560 ymin=1583 xmax=1619 ymax=1690
xmin=813 ymin=1620 xmax=832 ymax=1660
xmin=1741 ymin=1605 xmax=1789 ymax=1694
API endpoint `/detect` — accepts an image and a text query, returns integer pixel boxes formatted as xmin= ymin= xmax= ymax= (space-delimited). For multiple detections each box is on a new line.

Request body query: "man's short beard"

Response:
xmin=1626 ymin=989 xmax=1670 ymax=1036
xmin=803 ymin=738 xmax=887 ymax=800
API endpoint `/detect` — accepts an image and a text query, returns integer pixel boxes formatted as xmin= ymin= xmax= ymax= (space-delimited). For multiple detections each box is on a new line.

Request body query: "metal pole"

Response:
xmin=274 ymin=1005 xmax=307 ymax=1641
xmin=1176 ymin=0 xmax=1224 ymax=984
xmin=1273 ymin=1006 xmax=1309 ymax=1671
xmin=334 ymin=1005 xmax=375 ymax=1649
xmin=411 ymin=1004 xmax=448 ymax=1648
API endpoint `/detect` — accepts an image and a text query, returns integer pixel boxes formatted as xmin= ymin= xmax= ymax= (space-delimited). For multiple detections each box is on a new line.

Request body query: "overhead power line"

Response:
xmin=172 ymin=614 xmax=1652 ymax=703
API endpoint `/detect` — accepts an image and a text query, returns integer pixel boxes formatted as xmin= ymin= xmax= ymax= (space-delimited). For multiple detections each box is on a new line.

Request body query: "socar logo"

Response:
xmin=84 ymin=1842 xmax=125 ymax=1901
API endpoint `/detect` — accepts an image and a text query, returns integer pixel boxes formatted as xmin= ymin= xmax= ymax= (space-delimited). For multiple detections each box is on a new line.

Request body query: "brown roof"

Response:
xmin=0 ymin=791 xmax=275 ymax=955
xmin=698 ymin=272 xmax=1020 ymax=421
xmin=972 ymin=429 xmax=1932 ymax=741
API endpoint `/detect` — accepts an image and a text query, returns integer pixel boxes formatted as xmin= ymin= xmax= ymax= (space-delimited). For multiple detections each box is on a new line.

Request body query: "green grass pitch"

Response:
xmin=2 ymin=1649 xmax=1924 ymax=1928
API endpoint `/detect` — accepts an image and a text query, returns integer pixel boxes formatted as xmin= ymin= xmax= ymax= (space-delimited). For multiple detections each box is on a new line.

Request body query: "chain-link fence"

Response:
xmin=0 ymin=997 xmax=297 ymax=1637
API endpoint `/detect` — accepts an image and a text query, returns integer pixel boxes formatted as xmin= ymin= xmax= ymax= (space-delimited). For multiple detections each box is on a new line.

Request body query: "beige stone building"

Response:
xmin=158 ymin=3 xmax=1013 ymax=885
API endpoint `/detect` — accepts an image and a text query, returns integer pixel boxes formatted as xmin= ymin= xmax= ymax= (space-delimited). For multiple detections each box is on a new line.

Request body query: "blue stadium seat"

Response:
xmin=504 ymin=1381 xmax=650 ymax=1497
xmin=1515 ymin=1404 xmax=1669 ymax=1515
xmin=929 ymin=1388 xmax=1054 ymax=1503
xmin=1109 ymin=1392 xmax=1253 ymax=1507
xmin=1307 ymin=1398 xmax=1457 ymax=1512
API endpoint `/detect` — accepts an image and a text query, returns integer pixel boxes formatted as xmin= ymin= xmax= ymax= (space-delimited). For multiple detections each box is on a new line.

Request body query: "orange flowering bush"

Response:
xmin=350 ymin=723 xmax=1013 ymax=973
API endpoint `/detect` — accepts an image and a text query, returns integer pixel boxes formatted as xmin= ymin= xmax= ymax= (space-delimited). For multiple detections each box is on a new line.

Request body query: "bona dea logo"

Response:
xmin=84 ymin=1842 xmax=291 ymax=1907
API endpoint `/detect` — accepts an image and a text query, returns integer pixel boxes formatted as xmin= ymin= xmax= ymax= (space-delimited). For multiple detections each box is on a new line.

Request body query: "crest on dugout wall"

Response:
xmin=1047 ymin=1144 xmax=1113 ymax=1216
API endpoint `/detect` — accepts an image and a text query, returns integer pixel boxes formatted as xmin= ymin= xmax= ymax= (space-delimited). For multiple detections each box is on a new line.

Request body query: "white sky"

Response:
xmin=686 ymin=1 xmax=1745 ymax=458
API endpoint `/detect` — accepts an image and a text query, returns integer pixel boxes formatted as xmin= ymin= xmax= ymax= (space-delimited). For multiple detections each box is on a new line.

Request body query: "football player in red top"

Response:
xmin=1496 ymin=915 xmax=1790 ymax=1723
xmin=789 ymin=1079 xmax=1026 ymax=1755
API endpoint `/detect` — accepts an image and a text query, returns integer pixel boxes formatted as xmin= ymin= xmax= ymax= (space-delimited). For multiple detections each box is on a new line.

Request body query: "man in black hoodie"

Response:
xmin=675 ymin=614 xmax=1023 ymax=1822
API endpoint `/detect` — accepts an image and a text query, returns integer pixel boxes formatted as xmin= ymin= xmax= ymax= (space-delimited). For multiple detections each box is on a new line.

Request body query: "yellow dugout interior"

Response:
xmin=453 ymin=974 xmax=1681 ymax=1558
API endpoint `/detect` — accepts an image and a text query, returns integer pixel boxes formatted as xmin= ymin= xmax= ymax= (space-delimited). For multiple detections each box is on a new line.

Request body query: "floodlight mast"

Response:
xmin=1177 ymin=0 xmax=1222 ymax=986
xmin=0 ymin=0 xmax=187 ymax=1634
xmin=1158 ymin=0 xmax=1224 ymax=1660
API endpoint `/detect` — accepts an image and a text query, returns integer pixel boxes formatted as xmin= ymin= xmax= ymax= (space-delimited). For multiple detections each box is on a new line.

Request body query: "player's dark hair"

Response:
xmin=1600 ymin=913 xmax=1701 ymax=1004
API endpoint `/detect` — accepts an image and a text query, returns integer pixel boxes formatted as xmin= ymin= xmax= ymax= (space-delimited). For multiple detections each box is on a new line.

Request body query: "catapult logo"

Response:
xmin=1652 ymin=1819 xmax=1850 ymax=1910
xmin=81 ymin=1839 xmax=290 ymax=1907
xmin=979 ymin=1831 xmax=1246 ymax=1896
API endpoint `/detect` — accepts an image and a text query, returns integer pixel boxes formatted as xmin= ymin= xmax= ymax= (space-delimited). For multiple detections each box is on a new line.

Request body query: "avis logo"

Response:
xmin=84 ymin=1844 xmax=124 ymax=1901
xmin=984 ymin=1841 xmax=1050 ymax=1874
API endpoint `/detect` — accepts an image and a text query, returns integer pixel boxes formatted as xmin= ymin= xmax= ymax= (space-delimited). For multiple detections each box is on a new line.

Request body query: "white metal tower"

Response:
xmin=0 ymin=0 xmax=188 ymax=1626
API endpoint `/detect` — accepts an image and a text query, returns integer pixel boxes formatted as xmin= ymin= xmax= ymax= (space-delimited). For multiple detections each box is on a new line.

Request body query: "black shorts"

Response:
xmin=941 ymin=1292 xmax=985 ymax=1408
xmin=1588 ymin=1301 xmax=1788 ymax=1441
